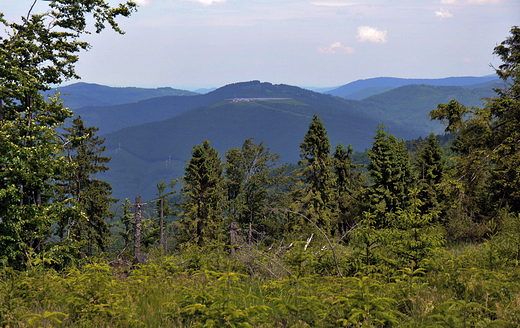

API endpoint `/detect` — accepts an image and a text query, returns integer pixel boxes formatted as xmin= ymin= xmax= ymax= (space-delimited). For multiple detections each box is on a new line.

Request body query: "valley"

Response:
xmin=57 ymin=77 xmax=498 ymax=200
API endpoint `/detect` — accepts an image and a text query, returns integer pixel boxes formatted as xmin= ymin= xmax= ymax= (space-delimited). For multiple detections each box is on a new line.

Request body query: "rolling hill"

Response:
xmin=326 ymin=75 xmax=498 ymax=99
xmin=73 ymin=80 xmax=374 ymax=135
xmin=73 ymin=78 xmax=499 ymax=201
xmin=43 ymin=82 xmax=198 ymax=110
xmin=357 ymin=83 xmax=500 ymax=134
xmin=101 ymin=93 xmax=425 ymax=200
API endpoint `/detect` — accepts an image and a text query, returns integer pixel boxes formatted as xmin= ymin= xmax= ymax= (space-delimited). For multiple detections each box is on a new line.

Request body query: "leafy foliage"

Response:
xmin=1 ymin=4 xmax=520 ymax=327
xmin=225 ymin=138 xmax=288 ymax=244
xmin=0 ymin=0 xmax=135 ymax=268
xmin=430 ymin=26 xmax=520 ymax=241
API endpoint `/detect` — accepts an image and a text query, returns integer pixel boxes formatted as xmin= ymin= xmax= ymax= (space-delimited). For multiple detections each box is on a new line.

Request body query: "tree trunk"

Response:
xmin=134 ymin=196 xmax=142 ymax=258
xmin=164 ymin=225 xmax=168 ymax=255
xmin=159 ymin=198 xmax=164 ymax=247
xmin=229 ymin=222 xmax=238 ymax=254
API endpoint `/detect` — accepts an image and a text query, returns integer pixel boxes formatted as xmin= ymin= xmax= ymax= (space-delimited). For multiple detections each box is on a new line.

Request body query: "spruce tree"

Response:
xmin=58 ymin=116 xmax=116 ymax=253
xmin=225 ymin=147 xmax=246 ymax=225
xmin=333 ymin=142 xmax=364 ymax=234
xmin=414 ymin=132 xmax=445 ymax=220
xmin=118 ymin=198 xmax=134 ymax=252
xmin=155 ymin=179 xmax=177 ymax=252
xmin=367 ymin=124 xmax=414 ymax=226
xmin=295 ymin=113 xmax=336 ymax=235
xmin=178 ymin=140 xmax=225 ymax=247
xmin=388 ymin=188 xmax=445 ymax=271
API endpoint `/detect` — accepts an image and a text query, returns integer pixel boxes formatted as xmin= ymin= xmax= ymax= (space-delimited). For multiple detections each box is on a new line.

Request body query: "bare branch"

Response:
xmin=241 ymin=244 xmax=292 ymax=276
xmin=334 ymin=223 xmax=358 ymax=248
xmin=26 ymin=0 xmax=39 ymax=22
xmin=274 ymin=208 xmax=354 ymax=277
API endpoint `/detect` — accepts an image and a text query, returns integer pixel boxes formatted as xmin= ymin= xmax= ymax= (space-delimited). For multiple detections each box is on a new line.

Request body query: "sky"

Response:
xmin=2 ymin=0 xmax=519 ymax=90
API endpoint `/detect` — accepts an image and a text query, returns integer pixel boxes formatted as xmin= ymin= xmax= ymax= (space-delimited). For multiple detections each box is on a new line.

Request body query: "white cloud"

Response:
xmin=356 ymin=26 xmax=387 ymax=43
xmin=440 ymin=0 xmax=499 ymax=4
xmin=310 ymin=2 xmax=359 ymax=7
xmin=435 ymin=8 xmax=453 ymax=18
xmin=183 ymin=0 xmax=227 ymax=5
xmin=317 ymin=42 xmax=355 ymax=54
xmin=134 ymin=0 xmax=149 ymax=6
xmin=441 ymin=0 xmax=500 ymax=5
xmin=467 ymin=0 xmax=499 ymax=4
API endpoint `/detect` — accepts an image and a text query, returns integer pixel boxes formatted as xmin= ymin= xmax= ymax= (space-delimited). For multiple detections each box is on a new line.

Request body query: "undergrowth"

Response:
xmin=1 ymin=242 xmax=519 ymax=327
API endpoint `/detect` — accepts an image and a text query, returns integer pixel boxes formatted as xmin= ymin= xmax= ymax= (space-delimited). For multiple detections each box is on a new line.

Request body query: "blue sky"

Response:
xmin=3 ymin=0 xmax=519 ymax=90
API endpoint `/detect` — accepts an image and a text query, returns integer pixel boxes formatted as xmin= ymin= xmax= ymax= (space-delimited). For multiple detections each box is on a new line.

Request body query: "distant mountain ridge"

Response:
xmin=100 ymin=82 xmax=426 ymax=200
xmin=74 ymin=80 xmax=377 ymax=135
xmin=90 ymin=79 xmax=498 ymax=200
xmin=326 ymin=75 xmax=498 ymax=99
xmin=58 ymin=77 xmax=500 ymax=200
xmin=44 ymin=82 xmax=198 ymax=110
xmin=357 ymin=83 xmax=498 ymax=134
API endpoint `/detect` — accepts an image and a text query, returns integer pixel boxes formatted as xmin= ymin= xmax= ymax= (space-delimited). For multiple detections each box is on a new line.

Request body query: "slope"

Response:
xmin=73 ymin=80 xmax=373 ymax=135
xmin=100 ymin=93 xmax=425 ymax=201
xmin=358 ymin=84 xmax=497 ymax=134
xmin=326 ymin=75 xmax=497 ymax=99
xmin=44 ymin=82 xmax=198 ymax=110
xmin=77 ymin=80 xmax=496 ymax=200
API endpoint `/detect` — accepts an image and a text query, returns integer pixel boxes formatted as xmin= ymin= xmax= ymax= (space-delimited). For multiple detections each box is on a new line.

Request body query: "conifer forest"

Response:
xmin=1 ymin=1 xmax=520 ymax=327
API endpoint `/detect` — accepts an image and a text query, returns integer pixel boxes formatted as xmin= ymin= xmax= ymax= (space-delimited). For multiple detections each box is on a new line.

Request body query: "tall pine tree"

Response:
xmin=333 ymin=142 xmax=364 ymax=235
xmin=414 ymin=132 xmax=445 ymax=221
xmin=178 ymin=140 xmax=225 ymax=247
xmin=58 ymin=116 xmax=116 ymax=253
xmin=367 ymin=124 xmax=414 ymax=226
xmin=294 ymin=113 xmax=337 ymax=235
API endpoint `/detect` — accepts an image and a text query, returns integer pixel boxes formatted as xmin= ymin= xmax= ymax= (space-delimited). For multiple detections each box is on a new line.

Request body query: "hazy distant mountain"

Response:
xmin=357 ymin=83 xmax=497 ymax=134
xmin=193 ymin=87 xmax=217 ymax=94
xmin=339 ymin=86 xmax=394 ymax=101
xmin=326 ymin=75 xmax=498 ymax=99
xmin=72 ymin=79 xmax=498 ymax=200
xmin=100 ymin=81 xmax=426 ymax=200
xmin=303 ymin=86 xmax=339 ymax=93
xmin=75 ymin=80 xmax=375 ymax=135
xmin=44 ymin=82 xmax=198 ymax=110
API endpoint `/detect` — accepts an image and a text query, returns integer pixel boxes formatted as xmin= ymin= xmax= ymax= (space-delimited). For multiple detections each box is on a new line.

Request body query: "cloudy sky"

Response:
xmin=3 ymin=0 xmax=519 ymax=90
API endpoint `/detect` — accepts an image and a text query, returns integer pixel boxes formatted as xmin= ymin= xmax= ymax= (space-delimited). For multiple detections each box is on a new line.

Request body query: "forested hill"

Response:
xmin=87 ymin=80 xmax=496 ymax=200
xmin=72 ymin=80 xmax=370 ymax=135
xmin=43 ymin=82 xmax=198 ymax=110
xmin=357 ymin=83 xmax=501 ymax=134
xmin=326 ymin=75 xmax=498 ymax=99
xmin=101 ymin=97 xmax=426 ymax=200
xmin=72 ymin=79 xmax=496 ymax=137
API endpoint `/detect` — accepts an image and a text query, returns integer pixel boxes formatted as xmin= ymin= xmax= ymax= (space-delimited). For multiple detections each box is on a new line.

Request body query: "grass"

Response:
xmin=1 ymin=241 xmax=519 ymax=327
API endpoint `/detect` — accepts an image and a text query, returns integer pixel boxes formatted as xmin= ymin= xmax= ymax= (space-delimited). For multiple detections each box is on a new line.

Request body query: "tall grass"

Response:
xmin=1 ymin=242 xmax=519 ymax=327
